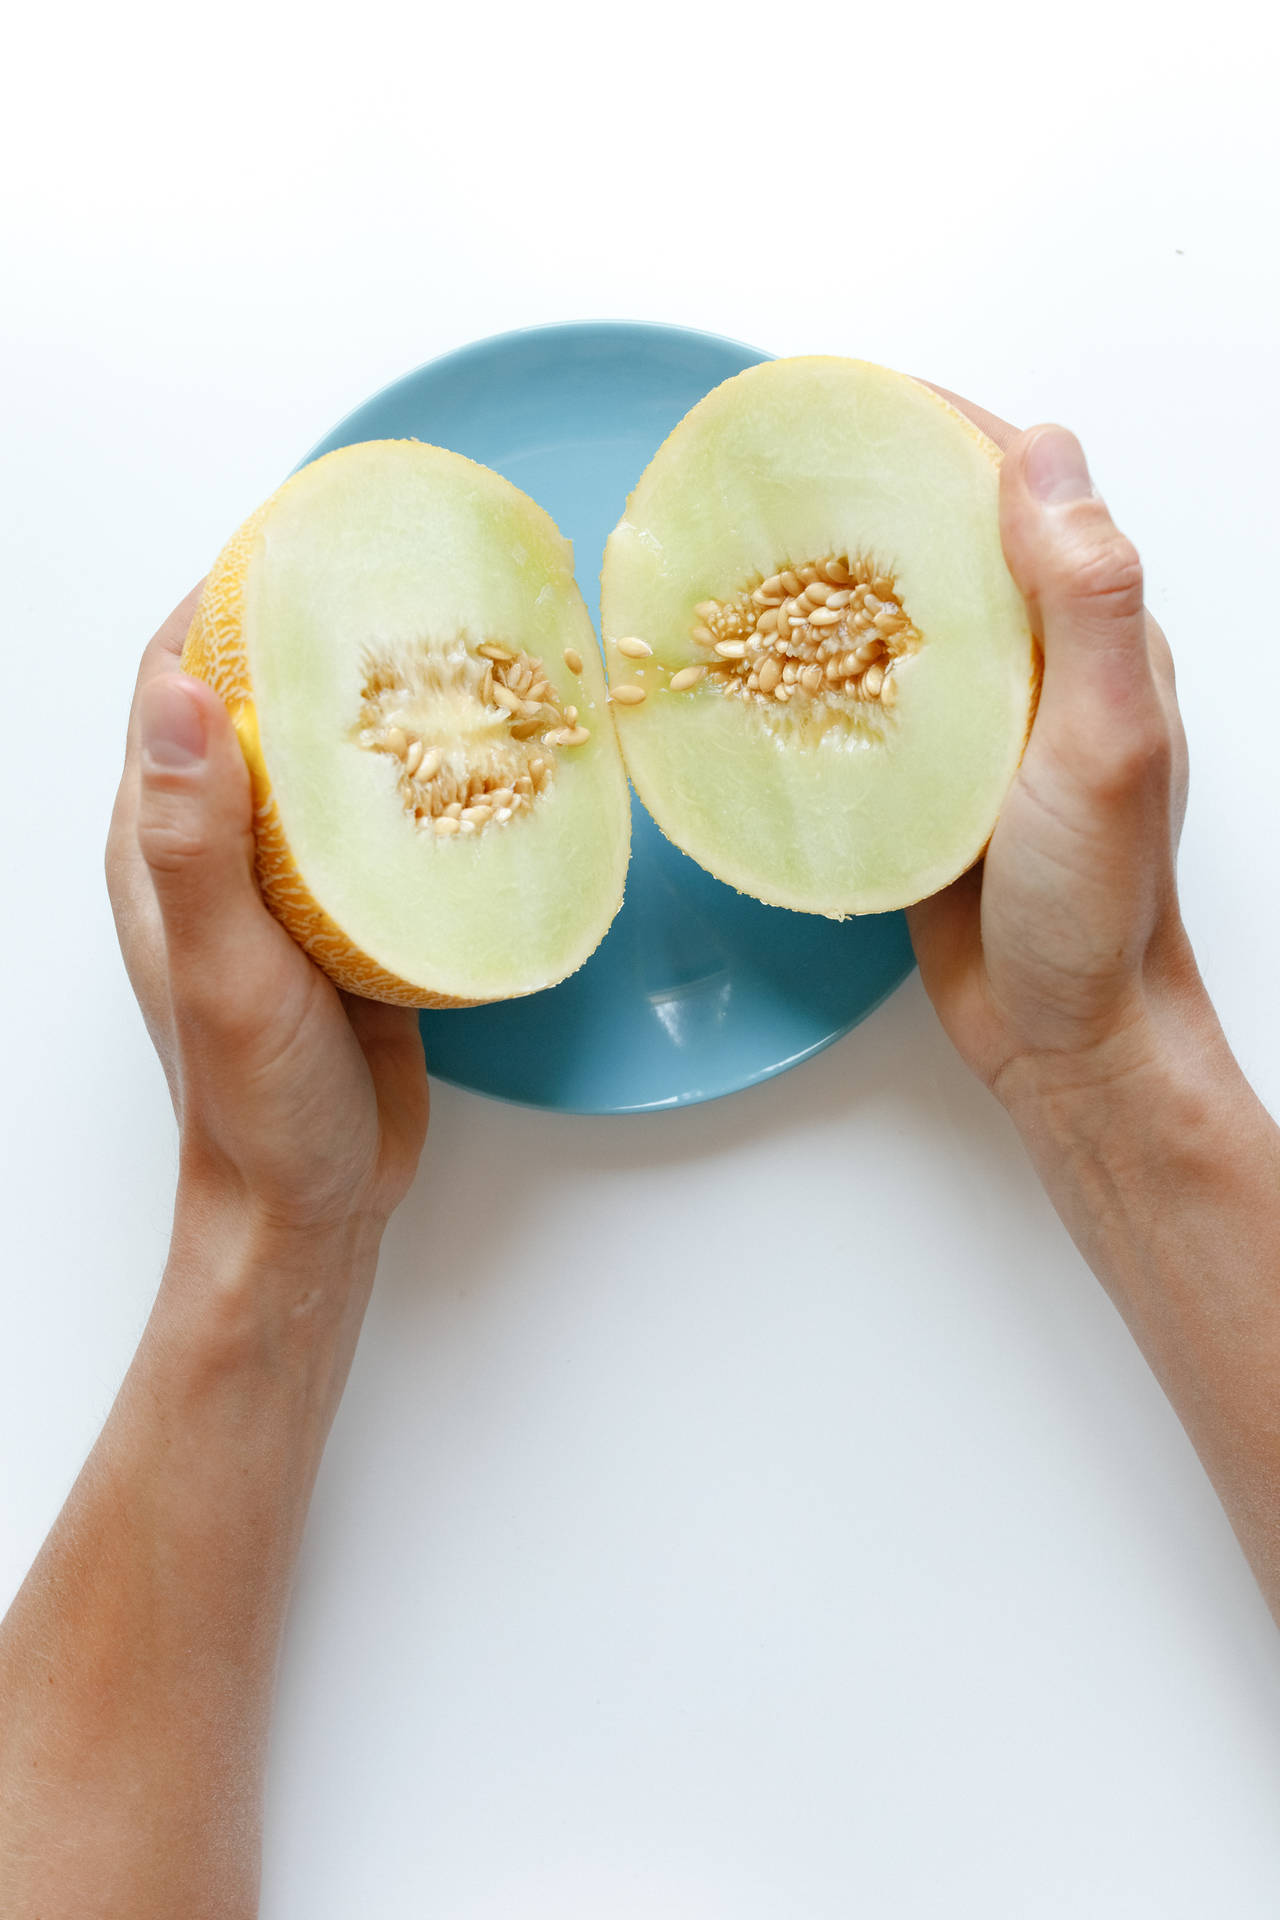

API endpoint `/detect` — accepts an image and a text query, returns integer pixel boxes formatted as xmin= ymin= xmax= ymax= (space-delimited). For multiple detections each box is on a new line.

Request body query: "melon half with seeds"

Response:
xmin=600 ymin=357 xmax=1039 ymax=916
xmin=182 ymin=440 xmax=631 ymax=1005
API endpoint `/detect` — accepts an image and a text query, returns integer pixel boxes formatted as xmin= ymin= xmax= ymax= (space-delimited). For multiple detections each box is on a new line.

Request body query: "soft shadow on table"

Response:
xmin=413 ymin=969 xmax=974 ymax=1180
xmin=355 ymin=969 xmax=1280 ymax=1704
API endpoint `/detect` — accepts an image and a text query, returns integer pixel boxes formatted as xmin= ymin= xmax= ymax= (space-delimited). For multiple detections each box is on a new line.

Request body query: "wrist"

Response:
xmin=996 ymin=977 xmax=1255 ymax=1212
xmin=994 ymin=925 xmax=1231 ymax=1138
xmin=153 ymin=1173 xmax=385 ymax=1387
xmin=171 ymin=1167 xmax=388 ymax=1269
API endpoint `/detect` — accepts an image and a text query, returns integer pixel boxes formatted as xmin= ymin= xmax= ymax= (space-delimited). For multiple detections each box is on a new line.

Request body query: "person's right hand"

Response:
xmin=907 ymin=401 xmax=1209 ymax=1109
xmin=106 ymin=588 xmax=430 ymax=1238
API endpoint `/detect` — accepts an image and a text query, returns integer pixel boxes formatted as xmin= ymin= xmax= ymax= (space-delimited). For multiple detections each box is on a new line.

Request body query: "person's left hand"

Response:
xmin=107 ymin=587 xmax=430 ymax=1235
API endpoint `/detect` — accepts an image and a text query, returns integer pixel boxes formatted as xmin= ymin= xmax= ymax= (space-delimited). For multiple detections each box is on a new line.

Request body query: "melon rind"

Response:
xmin=600 ymin=358 xmax=1038 ymax=916
xmin=183 ymin=440 xmax=631 ymax=1006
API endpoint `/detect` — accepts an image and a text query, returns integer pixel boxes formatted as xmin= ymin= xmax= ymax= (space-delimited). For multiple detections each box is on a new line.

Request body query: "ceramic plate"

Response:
xmin=300 ymin=322 xmax=915 ymax=1112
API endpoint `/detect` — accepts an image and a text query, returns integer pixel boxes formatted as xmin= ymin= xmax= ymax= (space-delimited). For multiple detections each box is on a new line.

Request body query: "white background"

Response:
xmin=3 ymin=0 xmax=1280 ymax=1911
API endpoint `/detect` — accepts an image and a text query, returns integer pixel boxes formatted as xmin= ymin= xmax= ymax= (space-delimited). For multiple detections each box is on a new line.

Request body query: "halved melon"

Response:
xmin=182 ymin=440 xmax=631 ymax=1005
xmin=600 ymin=357 xmax=1038 ymax=916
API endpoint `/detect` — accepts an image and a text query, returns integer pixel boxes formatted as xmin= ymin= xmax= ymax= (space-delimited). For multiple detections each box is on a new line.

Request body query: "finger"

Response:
xmin=905 ymin=862 xmax=1011 ymax=1088
xmin=108 ymin=586 xmax=206 ymax=924
xmin=1145 ymin=612 xmax=1175 ymax=701
xmin=107 ymin=585 xmax=207 ymax=1040
xmin=1145 ymin=614 xmax=1190 ymax=843
xmin=124 ymin=584 xmax=206 ymax=761
xmin=918 ymin=380 xmax=1018 ymax=452
xmin=906 ymin=860 xmax=984 ymax=1007
xmin=1000 ymin=425 xmax=1166 ymax=778
xmin=343 ymin=995 xmax=431 ymax=1173
xmin=133 ymin=669 xmax=275 ymax=1031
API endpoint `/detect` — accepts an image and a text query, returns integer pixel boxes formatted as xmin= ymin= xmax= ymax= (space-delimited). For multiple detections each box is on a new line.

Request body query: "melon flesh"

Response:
xmin=183 ymin=440 xmax=631 ymax=1005
xmin=600 ymin=357 xmax=1038 ymax=916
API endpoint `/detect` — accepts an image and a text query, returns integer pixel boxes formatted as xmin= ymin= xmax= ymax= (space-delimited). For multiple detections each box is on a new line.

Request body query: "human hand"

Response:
xmin=906 ymin=394 xmax=1207 ymax=1109
xmin=107 ymin=588 xmax=430 ymax=1235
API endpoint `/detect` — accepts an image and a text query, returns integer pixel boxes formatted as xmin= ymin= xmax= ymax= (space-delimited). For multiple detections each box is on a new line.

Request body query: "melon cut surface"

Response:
xmin=600 ymin=357 xmax=1038 ymax=916
xmin=183 ymin=440 xmax=631 ymax=1005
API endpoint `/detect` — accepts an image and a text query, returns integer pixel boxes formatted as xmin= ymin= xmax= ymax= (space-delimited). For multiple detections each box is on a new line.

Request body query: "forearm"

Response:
xmin=1002 ymin=1006 xmax=1280 ymax=1617
xmin=0 ymin=1189 xmax=382 ymax=1918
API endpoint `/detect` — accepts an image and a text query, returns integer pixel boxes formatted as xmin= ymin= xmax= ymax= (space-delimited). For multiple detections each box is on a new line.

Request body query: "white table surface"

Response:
xmin=4 ymin=2 xmax=1280 ymax=1911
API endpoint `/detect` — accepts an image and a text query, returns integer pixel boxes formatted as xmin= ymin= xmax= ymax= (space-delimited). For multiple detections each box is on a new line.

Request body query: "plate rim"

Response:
xmin=298 ymin=318 xmax=917 ymax=1115
xmin=296 ymin=316 xmax=776 ymax=475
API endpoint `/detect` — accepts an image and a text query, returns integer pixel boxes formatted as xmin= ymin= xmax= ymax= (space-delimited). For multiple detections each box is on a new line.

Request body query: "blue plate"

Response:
xmin=301 ymin=321 xmax=915 ymax=1113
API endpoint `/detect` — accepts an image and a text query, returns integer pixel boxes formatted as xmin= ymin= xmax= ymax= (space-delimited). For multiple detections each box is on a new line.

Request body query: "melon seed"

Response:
xmin=356 ymin=629 xmax=598 ymax=843
xmin=678 ymin=551 xmax=921 ymax=727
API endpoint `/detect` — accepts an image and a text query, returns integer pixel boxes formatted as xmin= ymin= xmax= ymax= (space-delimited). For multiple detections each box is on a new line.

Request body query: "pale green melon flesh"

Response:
xmin=248 ymin=442 xmax=631 ymax=1000
xmin=600 ymin=358 xmax=1037 ymax=915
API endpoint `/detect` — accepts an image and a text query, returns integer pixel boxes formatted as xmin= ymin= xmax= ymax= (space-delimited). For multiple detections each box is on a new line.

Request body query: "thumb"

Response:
xmin=135 ymin=673 xmax=266 ymax=1009
xmin=999 ymin=425 xmax=1163 ymax=771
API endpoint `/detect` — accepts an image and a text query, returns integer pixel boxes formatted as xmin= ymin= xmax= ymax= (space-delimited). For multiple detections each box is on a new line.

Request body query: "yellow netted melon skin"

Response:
xmin=181 ymin=464 xmax=461 ymax=1006
xmin=182 ymin=441 xmax=630 ymax=1008
xmin=600 ymin=358 xmax=1041 ymax=917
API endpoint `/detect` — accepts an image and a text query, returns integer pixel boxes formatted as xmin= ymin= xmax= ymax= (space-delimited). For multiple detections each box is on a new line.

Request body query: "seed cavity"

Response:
xmin=673 ymin=551 xmax=919 ymax=735
xmin=357 ymin=635 xmax=586 ymax=841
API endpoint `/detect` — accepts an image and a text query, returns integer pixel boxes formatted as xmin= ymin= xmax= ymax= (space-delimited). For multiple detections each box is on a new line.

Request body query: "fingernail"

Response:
xmin=141 ymin=678 xmax=206 ymax=767
xmin=1025 ymin=427 xmax=1095 ymax=504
